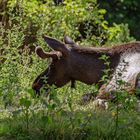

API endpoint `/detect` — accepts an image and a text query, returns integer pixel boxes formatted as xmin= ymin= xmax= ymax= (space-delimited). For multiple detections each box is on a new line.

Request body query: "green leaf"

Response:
xmin=20 ymin=97 xmax=31 ymax=108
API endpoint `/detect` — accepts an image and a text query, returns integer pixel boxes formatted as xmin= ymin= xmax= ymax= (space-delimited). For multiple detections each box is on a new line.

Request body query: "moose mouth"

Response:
xmin=32 ymin=68 xmax=50 ymax=96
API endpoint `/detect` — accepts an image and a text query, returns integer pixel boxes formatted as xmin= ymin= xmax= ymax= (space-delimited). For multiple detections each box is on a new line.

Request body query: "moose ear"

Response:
xmin=35 ymin=46 xmax=62 ymax=59
xmin=42 ymin=35 xmax=69 ymax=56
xmin=64 ymin=35 xmax=75 ymax=45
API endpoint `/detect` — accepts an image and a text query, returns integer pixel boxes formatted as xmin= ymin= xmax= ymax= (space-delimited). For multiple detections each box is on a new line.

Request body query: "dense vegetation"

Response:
xmin=0 ymin=0 xmax=140 ymax=139
xmin=98 ymin=0 xmax=140 ymax=40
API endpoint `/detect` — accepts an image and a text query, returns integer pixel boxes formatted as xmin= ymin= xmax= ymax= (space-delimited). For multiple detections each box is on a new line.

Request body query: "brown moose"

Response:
xmin=32 ymin=35 xmax=140 ymax=100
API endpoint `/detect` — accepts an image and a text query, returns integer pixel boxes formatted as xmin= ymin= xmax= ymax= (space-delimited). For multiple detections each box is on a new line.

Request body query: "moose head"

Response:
xmin=32 ymin=35 xmax=77 ymax=94
xmin=32 ymin=35 xmax=140 ymax=99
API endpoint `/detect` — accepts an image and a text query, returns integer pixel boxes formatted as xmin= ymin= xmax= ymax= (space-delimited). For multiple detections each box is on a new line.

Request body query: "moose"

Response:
xmin=32 ymin=35 xmax=140 ymax=100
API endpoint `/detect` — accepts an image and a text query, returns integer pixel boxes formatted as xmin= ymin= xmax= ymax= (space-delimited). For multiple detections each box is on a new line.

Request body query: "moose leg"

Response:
xmin=97 ymin=72 xmax=139 ymax=100
xmin=71 ymin=79 xmax=76 ymax=88
xmin=135 ymin=73 xmax=140 ymax=99
xmin=92 ymin=73 xmax=138 ymax=110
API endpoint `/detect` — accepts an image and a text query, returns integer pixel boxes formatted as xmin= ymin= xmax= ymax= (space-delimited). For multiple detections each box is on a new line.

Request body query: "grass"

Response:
xmin=1 ymin=84 xmax=140 ymax=140
xmin=1 ymin=105 xmax=140 ymax=140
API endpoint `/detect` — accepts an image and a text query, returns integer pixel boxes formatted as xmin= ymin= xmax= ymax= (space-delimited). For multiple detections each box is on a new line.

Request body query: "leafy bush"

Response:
xmin=0 ymin=0 xmax=139 ymax=139
xmin=99 ymin=0 xmax=140 ymax=40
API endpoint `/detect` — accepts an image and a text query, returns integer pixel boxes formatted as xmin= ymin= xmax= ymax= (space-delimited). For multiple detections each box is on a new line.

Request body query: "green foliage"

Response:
xmin=98 ymin=0 xmax=140 ymax=40
xmin=0 ymin=0 xmax=139 ymax=139
xmin=106 ymin=23 xmax=134 ymax=45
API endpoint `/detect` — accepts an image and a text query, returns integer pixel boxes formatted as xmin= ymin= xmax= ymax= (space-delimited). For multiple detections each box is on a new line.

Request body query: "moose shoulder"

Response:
xmin=32 ymin=35 xmax=140 ymax=99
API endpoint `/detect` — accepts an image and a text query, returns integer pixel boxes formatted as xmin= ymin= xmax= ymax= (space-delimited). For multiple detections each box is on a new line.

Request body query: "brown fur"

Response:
xmin=72 ymin=42 xmax=140 ymax=55
xmin=32 ymin=36 xmax=140 ymax=99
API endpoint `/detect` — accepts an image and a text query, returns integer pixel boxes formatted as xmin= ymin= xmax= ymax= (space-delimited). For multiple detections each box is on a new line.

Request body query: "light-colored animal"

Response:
xmin=32 ymin=35 xmax=140 ymax=99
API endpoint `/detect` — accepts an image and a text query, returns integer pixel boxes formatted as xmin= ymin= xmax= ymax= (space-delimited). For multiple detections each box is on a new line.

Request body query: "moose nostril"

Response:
xmin=32 ymin=83 xmax=41 ymax=91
